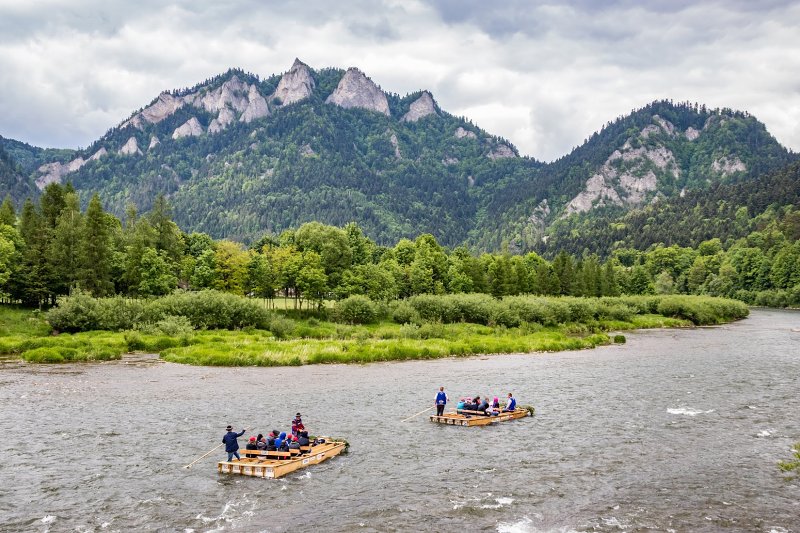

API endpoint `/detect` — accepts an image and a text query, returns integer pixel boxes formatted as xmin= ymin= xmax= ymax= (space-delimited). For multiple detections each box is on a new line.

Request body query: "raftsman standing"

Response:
xmin=435 ymin=386 xmax=448 ymax=416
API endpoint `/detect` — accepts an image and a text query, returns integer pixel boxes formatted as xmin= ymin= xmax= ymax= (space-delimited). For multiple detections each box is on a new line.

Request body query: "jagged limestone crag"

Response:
xmin=119 ymin=137 xmax=142 ymax=156
xmin=402 ymin=91 xmax=437 ymax=122
xmin=326 ymin=67 xmax=390 ymax=116
xmin=271 ymin=59 xmax=315 ymax=106
xmin=711 ymin=156 xmax=747 ymax=177
xmin=564 ymin=115 xmax=681 ymax=215
xmin=455 ymin=127 xmax=477 ymax=139
xmin=172 ymin=117 xmax=204 ymax=139
xmin=487 ymin=143 xmax=516 ymax=159
xmin=241 ymin=85 xmax=269 ymax=123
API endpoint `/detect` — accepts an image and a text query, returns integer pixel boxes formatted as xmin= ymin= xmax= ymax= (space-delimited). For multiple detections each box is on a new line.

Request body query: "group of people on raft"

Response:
xmin=435 ymin=386 xmax=517 ymax=417
xmin=222 ymin=413 xmax=325 ymax=462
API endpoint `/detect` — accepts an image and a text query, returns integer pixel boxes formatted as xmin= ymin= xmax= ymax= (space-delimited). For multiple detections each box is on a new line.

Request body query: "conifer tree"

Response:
xmin=0 ymin=195 xmax=16 ymax=226
xmin=49 ymin=192 xmax=84 ymax=294
xmin=15 ymin=199 xmax=49 ymax=306
xmin=81 ymin=194 xmax=114 ymax=296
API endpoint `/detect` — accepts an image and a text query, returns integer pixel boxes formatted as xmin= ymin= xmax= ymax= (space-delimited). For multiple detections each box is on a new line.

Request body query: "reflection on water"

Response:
xmin=1 ymin=309 xmax=799 ymax=531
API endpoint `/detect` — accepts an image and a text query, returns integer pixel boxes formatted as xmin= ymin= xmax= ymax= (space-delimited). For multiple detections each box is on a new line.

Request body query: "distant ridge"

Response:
xmin=0 ymin=60 xmax=795 ymax=252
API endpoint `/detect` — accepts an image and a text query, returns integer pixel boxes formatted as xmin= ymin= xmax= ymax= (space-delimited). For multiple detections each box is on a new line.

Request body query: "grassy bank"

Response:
xmin=0 ymin=293 xmax=748 ymax=366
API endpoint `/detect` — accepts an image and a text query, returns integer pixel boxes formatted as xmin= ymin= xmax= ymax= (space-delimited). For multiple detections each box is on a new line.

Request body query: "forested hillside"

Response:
xmin=1 ymin=62 xmax=794 ymax=251
xmin=540 ymin=161 xmax=800 ymax=258
xmin=2 ymin=182 xmax=798 ymax=310
xmin=475 ymin=101 xmax=795 ymax=251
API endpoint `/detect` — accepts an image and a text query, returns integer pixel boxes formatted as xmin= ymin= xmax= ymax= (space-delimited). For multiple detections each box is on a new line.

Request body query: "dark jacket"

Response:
xmin=222 ymin=429 xmax=246 ymax=453
xmin=478 ymin=400 xmax=490 ymax=413
xmin=298 ymin=434 xmax=310 ymax=446
xmin=288 ymin=441 xmax=300 ymax=450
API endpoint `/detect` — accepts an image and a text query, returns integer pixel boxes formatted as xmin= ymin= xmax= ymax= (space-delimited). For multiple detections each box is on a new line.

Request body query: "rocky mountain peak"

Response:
xmin=172 ymin=117 xmax=204 ymax=139
xmin=119 ymin=136 xmax=142 ymax=156
xmin=271 ymin=58 xmax=315 ymax=106
xmin=326 ymin=67 xmax=390 ymax=116
xmin=192 ymin=75 xmax=250 ymax=114
xmin=402 ymin=91 xmax=437 ymax=122
xmin=121 ymin=92 xmax=186 ymax=129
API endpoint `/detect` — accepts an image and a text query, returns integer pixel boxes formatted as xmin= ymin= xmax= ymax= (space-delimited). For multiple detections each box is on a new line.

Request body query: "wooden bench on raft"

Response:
xmin=457 ymin=408 xmax=503 ymax=417
xmin=239 ymin=446 xmax=313 ymax=459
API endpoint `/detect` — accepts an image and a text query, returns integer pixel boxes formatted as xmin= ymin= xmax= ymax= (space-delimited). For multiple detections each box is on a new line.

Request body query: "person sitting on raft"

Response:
xmin=274 ymin=432 xmax=285 ymax=451
xmin=244 ymin=436 xmax=259 ymax=457
xmin=266 ymin=430 xmax=278 ymax=451
xmin=477 ymin=396 xmax=492 ymax=415
xmin=256 ymin=434 xmax=267 ymax=450
xmin=297 ymin=431 xmax=310 ymax=448
xmin=503 ymin=392 xmax=517 ymax=412
xmin=288 ymin=435 xmax=301 ymax=451
xmin=456 ymin=398 xmax=466 ymax=412
xmin=492 ymin=396 xmax=500 ymax=409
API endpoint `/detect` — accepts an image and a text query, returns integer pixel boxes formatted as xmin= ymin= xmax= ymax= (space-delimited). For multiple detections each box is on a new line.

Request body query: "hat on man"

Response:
xmin=226 ymin=425 xmax=232 ymax=431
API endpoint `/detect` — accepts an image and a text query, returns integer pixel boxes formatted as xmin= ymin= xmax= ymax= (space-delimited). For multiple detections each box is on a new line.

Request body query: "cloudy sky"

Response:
xmin=1 ymin=0 xmax=799 ymax=161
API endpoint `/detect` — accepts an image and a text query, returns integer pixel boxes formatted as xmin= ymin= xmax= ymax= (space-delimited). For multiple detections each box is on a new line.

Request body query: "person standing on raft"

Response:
xmin=222 ymin=425 xmax=246 ymax=462
xmin=435 ymin=386 xmax=448 ymax=416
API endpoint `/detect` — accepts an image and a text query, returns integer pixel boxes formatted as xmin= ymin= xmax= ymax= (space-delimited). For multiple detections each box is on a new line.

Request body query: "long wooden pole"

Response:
xmin=401 ymin=405 xmax=435 ymax=422
xmin=183 ymin=427 xmax=252 ymax=469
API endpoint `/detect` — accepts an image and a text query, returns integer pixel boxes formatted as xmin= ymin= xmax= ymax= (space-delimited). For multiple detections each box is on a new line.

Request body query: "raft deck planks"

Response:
xmin=217 ymin=441 xmax=346 ymax=478
xmin=430 ymin=407 xmax=530 ymax=426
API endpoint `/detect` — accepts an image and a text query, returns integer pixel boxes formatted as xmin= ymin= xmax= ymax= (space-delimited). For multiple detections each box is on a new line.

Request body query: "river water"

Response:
xmin=1 ymin=309 xmax=799 ymax=532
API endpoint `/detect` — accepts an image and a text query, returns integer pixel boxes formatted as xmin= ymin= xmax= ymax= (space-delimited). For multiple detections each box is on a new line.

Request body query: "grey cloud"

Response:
xmin=1 ymin=0 xmax=800 ymax=162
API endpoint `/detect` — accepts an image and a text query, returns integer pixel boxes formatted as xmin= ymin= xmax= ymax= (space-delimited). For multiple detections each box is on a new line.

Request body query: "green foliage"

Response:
xmin=613 ymin=334 xmax=626 ymax=343
xmin=47 ymin=290 xmax=274 ymax=332
xmin=778 ymin=443 xmax=800 ymax=476
xmin=334 ymin=295 xmax=378 ymax=324
xmin=390 ymin=301 xmax=422 ymax=325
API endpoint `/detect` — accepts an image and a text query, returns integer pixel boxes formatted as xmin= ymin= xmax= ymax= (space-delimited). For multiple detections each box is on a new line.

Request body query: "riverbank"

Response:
xmin=0 ymin=294 xmax=749 ymax=366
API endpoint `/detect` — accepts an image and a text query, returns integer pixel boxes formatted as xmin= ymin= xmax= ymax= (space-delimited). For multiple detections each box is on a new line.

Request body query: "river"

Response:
xmin=1 ymin=309 xmax=798 ymax=532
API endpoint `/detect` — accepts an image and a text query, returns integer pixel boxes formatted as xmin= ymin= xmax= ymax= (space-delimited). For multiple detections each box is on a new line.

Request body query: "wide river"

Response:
xmin=1 ymin=309 xmax=799 ymax=532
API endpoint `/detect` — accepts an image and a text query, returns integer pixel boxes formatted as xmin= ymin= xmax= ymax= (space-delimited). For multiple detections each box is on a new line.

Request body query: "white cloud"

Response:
xmin=0 ymin=0 xmax=798 ymax=160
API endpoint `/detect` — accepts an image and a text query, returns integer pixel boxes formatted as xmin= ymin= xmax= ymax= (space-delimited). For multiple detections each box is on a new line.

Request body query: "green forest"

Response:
xmin=2 ymin=178 xmax=799 ymax=311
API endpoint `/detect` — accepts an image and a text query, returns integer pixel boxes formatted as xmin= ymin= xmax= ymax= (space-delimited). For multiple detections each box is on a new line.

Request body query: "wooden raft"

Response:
xmin=217 ymin=440 xmax=346 ymax=479
xmin=430 ymin=407 xmax=530 ymax=427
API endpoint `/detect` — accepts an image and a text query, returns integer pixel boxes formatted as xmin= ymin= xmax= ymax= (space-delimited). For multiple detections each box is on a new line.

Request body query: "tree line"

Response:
xmin=1 ymin=182 xmax=799 ymax=309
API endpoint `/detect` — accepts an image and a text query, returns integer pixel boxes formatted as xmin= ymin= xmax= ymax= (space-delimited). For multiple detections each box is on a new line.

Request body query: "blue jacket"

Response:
xmin=436 ymin=391 xmax=447 ymax=405
xmin=222 ymin=429 xmax=246 ymax=452
xmin=508 ymin=397 xmax=517 ymax=410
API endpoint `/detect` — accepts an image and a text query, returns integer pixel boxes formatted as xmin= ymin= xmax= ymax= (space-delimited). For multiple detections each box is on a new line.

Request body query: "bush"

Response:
xmin=613 ymin=335 xmax=626 ymax=344
xmin=149 ymin=290 xmax=272 ymax=329
xmin=124 ymin=331 xmax=146 ymax=351
xmin=391 ymin=301 xmax=422 ymax=325
xmin=334 ymin=295 xmax=378 ymax=324
xmin=407 ymin=295 xmax=458 ymax=323
xmin=46 ymin=290 xmax=101 ymax=332
xmin=137 ymin=315 xmax=194 ymax=336
xmin=267 ymin=315 xmax=296 ymax=339
xmin=47 ymin=290 xmax=274 ymax=332
xmin=489 ymin=305 xmax=521 ymax=328
xmin=398 ymin=323 xmax=421 ymax=339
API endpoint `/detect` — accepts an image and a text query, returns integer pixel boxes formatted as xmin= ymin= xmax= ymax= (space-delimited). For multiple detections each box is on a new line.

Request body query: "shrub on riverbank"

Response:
xmin=402 ymin=294 xmax=747 ymax=327
xmin=46 ymin=290 xmax=277 ymax=332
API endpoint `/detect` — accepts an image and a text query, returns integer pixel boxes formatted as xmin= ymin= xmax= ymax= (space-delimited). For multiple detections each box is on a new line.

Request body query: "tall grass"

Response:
xmin=4 ymin=294 xmax=748 ymax=365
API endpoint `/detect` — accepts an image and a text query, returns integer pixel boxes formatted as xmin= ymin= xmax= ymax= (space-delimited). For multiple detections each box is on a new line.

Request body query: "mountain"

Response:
xmin=536 ymin=159 xmax=800 ymax=258
xmin=471 ymin=101 xmax=795 ymax=252
xmin=1 ymin=61 xmax=795 ymax=249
